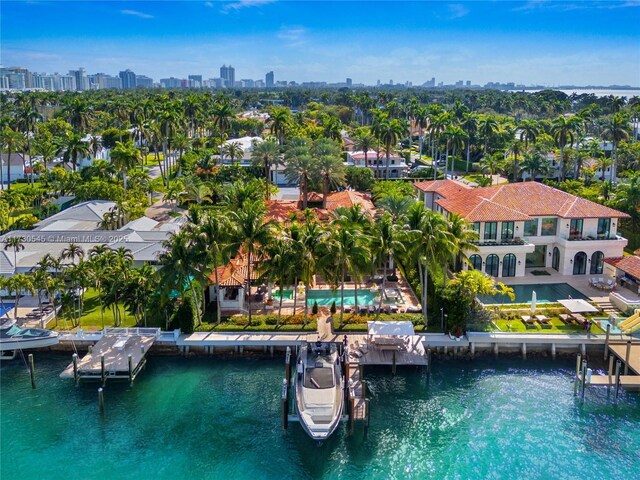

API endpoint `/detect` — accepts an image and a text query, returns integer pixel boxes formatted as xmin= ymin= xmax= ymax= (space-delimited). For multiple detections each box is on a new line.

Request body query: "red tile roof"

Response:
xmin=208 ymin=250 xmax=261 ymax=287
xmin=325 ymin=191 xmax=376 ymax=216
xmin=604 ymin=256 xmax=640 ymax=280
xmin=265 ymin=200 xmax=299 ymax=223
xmin=422 ymin=181 xmax=628 ymax=222
xmin=413 ymin=179 xmax=471 ymax=195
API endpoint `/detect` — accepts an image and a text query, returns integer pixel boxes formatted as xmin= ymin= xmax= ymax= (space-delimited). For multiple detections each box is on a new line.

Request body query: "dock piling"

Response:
xmin=128 ymin=354 xmax=133 ymax=386
xmin=469 ymin=342 xmax=475 ymax=358
xmin=608 ymin=355 xmax=614 ymax=389
xmin=72 ymin=353 xmax=79 ymax=386
xmin=426 ymin=348 xmax=432 ymax=374
xmin=98 ymin=387 xmax=104 ymax=414
xmin=614 ymin=360 xmax=621 ymax=400
xmin=521 ymin=342 xmax=527 ymax=360
xmin=574 ymin=353 xmax=582 ymax=396
xmin=580 ymin=360 xmax=587 ymax=403
xmin=551 ymin=343 xmax=556 ymax=360
xmin=100 ymin=354 xmax=106 ymax=387
xmin=392 ymin=351 xmax=396 ymax=375
xmin=281 ymin=378 xmax=288 ymax=431
xmin=604 ymin=324 xmax=611 ymax=360
xmin=624 ymin=341 xmax=631 ymax=376
xmin=493 ymin=343 xmax=499 ymax=358
xmin=581 ymin=343 xmax=586 ymax=357
xmin=28 ymin=354 xmax=36 ymax=389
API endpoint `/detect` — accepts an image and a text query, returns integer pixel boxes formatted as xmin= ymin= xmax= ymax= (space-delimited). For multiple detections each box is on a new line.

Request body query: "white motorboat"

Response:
xmin=295 ymin=341 xmax=344 ymax=441
xmin=0 ymin=318 xmax=59 ymax=353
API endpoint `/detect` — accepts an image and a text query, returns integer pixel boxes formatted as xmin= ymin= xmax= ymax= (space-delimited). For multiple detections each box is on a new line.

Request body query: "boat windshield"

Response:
xmin=0 ymin=325 xmax=52 ymax=338
xmin=304 ymin=367 xmax=335 ymax=389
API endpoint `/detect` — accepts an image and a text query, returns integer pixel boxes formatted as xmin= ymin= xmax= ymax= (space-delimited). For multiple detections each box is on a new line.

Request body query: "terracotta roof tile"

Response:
xmin=325 ymin=191 xmax=376 ymax=216
xmin=427 ymin=181 xmax=628 ymax=222
xmin=604 ymin=256 xmax=640 ymax=280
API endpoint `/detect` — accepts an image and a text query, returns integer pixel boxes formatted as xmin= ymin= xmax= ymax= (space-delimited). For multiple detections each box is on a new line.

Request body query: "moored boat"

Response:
xmin=295 ymin=341 xmax=344 ymax=440
xmin=0 ymin=318 xmax=59 ymax=354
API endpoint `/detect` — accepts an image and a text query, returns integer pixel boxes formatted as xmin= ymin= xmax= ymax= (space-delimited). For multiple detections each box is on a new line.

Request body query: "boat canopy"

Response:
xmin=367 ymin=321 xmax=414 ymax=336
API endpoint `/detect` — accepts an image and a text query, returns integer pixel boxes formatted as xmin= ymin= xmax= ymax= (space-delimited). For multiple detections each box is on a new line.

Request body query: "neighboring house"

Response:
xmin=221 ymin=136 xmax=263 ymax=164
xmin=604 ymin=256 xmax=640 ymax=296
xmin=346 ymin=150 xmax=409 ymax=179
xmin=0 ymin=153 xmax=27 ymax=184
xmin=0 ymin=200 xmax=183 ymax=281
xmin=414 ymin=180 xmax=629 ymax=278
xmin=207 ymin=250 xmax=260 ymax=313
xmin=78 ymin=134 xmax=110 ymax=169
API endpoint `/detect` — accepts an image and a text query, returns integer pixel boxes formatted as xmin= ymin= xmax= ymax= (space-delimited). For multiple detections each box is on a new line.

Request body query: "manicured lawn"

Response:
xmin=48 ymin=288 xmax=138 ymax=331
xmin=7 ymin=182 xmax=43 ymax=192
xmin=494 ymin=318 xmax=605 ymax=334
xmin=196 ymin=313 xmax=318 ymax=332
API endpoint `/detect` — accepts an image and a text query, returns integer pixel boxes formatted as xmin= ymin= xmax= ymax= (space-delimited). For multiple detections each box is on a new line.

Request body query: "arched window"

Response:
xmin=502 ymin=254 xmax=516 ymax=277
xmin=485 ymin=254 xmax=499 ymax=277
xmin=552 ymin=247 xmax=560 ymax=271
xmin=469 ymin=254 xmax=482 ymax=271
xmin=590 ymin=251 xmax=604 ymax=274
xmin=573 ymin=251 xmax=587 ymax=275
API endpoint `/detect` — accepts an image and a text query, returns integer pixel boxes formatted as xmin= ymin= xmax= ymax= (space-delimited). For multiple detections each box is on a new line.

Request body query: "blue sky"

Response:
xmin=2 ymin=1 xmax=639 ymax=86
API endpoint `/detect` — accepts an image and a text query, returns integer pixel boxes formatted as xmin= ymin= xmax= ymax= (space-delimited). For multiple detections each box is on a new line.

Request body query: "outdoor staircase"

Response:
xmin=593 ymin=299 xmax=620 ymax=317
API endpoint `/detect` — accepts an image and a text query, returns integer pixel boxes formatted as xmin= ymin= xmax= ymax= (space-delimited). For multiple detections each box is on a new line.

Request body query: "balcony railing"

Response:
xmin=560 ymin=234 xmax=624 ymax=241
xmin=472 ymin=238 xmax=526 ymax=247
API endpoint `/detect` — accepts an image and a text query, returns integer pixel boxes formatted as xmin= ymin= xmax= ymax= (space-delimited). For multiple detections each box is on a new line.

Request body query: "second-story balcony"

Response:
xmin=472 ymin=237 xmax=526 ymax=247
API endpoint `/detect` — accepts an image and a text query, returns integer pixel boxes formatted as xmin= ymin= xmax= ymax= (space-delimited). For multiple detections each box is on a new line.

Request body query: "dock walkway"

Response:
xmin=60 ymin=328 xmax=159 ymax=383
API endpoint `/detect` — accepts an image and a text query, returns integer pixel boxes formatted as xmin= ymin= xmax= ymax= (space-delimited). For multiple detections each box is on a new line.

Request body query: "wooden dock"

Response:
xmin=347 ymin=364 xmax=368 ymax=425
xmin=608 ymin=341 xmax=640 ymax=375
xmin=60 ymin=328 xmax=159 ymax=384
xmin=346 ymin=334 xmax=428 ymax=368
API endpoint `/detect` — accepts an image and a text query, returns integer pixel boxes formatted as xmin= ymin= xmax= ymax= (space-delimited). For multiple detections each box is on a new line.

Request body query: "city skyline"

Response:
xmin=1 ymin=1 xmax=639 ymax=86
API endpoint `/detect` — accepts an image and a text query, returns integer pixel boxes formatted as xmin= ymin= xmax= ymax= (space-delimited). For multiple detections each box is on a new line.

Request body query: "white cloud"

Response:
xmin=221 ymin=0 xmax=275 ymax=13
xmin=448 ymin=4 xmax=469 ymax=19
xmin=205 ymin=2 xmax=214 ymax=7
xmin=277 ymin=26 xmax=306 ymax=47
xmin=120 ymin=9 xmax=154 ymax=20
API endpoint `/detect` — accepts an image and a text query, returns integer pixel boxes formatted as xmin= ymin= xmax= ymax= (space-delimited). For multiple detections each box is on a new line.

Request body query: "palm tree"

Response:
xmin=16 ymin=104 xmax=42 ymax=186
xmin=407 ymin=203 xmax=455 ymax=327
xmin=611 ymin=174 xmax=640 ymax=232
xmin=354 ymin=129 xmax=376 ymax=168
xmin=268 ymin=107 xmax=291 ymax=145
xmin=211 ymin=99 xmax=234 ymax=159
xmin=110 ymin=140 xmax=141 ymax=192
xmin=518 ymin=119 xmax=539 ymax=151
xmin=196 ymin=211 xmax=232 ymax=324
xmin=230 ymin=200 xmax=274 ymax=325
xmin=61 ymin=243 xmax=84 ymax=266
xmin=62 ymin=97 xmax=94 ymax=131
xmin=520 ymin=150 xmax=551 ymax=181
xmin=461 ymin=112 xmax=478 ymax=173
xmin=479 ymin=116 xmax=498 ymax=158
xmin=284 ymin=138 xmax=316 ymax=209
xmin=6 ymin=273 xmax=34 ymax=319
xmin=427 ymin=112 xmax=449 ymax=179
xmin=372 ymin=116 xmax=409 ymax=180
xmin=414 ymin=106 xmax=429 ymax=161
xmin=264 ymin=232 xmax=293 ymax=326
xmin=33 ymin=139 xmax=57 ymax=178
xmin=222 ymin=141 xmax=244 ymax=164
xmin=551 ymin=115 xmax=578 ymax=180
xmin=1 ymin=127 xmax=25 ymax=190
xmin=57 ymin=131 xmax=89 ymax=172
xmin=443 ymin=124 xmax=467 ymax=173
xmin=377 ymin=193 xmax=414 ymax=221
xmin=446 ymin=213 xmax=479 ymax=273
xmin=509 ymin=139 xmax=525 ymax=182
xmin=313 ymin=138 xmax=345 ymax=208
xmin=298 ymin=221 xmax=325 ymax=325
xmin=87 ymin=245 xmax=112 ymax=329
xmin=602 ymin=113 xmax=630 ymax=180
xmin=4 ymin=236 xmax=25 ymax=269
xmin=320 ymin=226 xmax=370 ymax=325
xmin=122 ymin=265 xmax=156 ymax=327
xmin=370 ymin=213 xmax=406 ymax=319
xmin=479 ymin=153 xmax=505 ymax=185
xmin=251 ymin=139 xmax=281 ymax=201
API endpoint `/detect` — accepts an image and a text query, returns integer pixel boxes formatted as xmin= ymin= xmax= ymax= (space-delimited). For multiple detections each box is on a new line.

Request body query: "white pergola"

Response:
xmin=557 ymin=299 xmax=599 ymax=313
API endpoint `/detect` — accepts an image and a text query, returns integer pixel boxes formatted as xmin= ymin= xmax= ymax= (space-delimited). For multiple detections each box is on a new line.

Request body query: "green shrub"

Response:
xmin=330 ymin=301 xmax=337 ymax=315
xmin=312 ymin=301 xmax=319 ymax=315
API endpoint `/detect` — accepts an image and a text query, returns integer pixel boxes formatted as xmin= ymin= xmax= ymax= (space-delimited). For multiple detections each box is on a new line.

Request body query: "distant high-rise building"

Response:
xmin=119 ymin=69 xmax=137 ymax=89
xmin=92 ymin=73 xmax=122 ymax=90
xmin=69 ymin=67 xmax=88 ymax=91
xmin=160 ymin=77 xmax=183 ymax=89
xmin=346 ymin=78 xmax=352 ymax=87
xmin=240 ymin=79 xmax=254 ymax=88
xmin=265 ymin=71 xmax=274 ymax=87
xmin=135 ymin=75 xmax=154 ymax=88
xmin=188 ymin=75 xmax=202 ymax=88
xmin=466 ymin=80 xmax=471 ymax=87
xmin=220 ymin=65 xmax=235 ymax=87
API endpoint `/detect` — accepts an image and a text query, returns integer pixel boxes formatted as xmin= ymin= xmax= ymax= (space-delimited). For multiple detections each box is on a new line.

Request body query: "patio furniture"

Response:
xmin=559 ymin=314 xmax=573 ymax=324
xmin=572 ymin=313 xmax=586 ymax=323
xmin=521 ymin=315 xmax=537 ymax=328
xmin=535 ymin=315 xmax=552 ymax=328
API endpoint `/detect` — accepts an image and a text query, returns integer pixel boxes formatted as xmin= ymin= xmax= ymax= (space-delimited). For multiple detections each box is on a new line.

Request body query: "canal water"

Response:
xmin=1 ymin=354 xmax=639 ymax=479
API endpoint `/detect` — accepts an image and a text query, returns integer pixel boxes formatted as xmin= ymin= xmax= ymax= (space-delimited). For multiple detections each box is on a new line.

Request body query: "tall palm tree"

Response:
xmin=211 ymin=99 xmax=234 ymax=159
xmin=446 ymin=213 xmax=479 ymax=272
xmin=372 ymin=116 xmax=409 ymax=180
xmin=110 ymin=140 xmax=141 ymax=192
xmin=443 ymin=124 xmax=467 ymax=173
xmin=520 ymin=150 xmax=551 ymax=181
xmin=414 ymin=106 xmax=429 ymax=161
xmin=4 ymin=236 xmax=25 ymax=269
xmin=16 ymin=104 xmax=42 ymax=186
xmin=222 ymin=141 xmax=244 ymax=164
xmin=1 ymin=127 xmax=25 ymax=190
xmin=62 ymin=97 xmax=94 ymax=132
xmin=354 ymin=129 xmax=376 ymax=167
xmin=230 ymin=200 xmax=274 ymax=325
xmin=509 ymin=139 xmax=525 ymax=182
xmin=313 ymin=138 xmax=345 ymax=208
xmin=461 ymin=111 xmax=478 ymax=173
xmin=370 ymin=213 xmax=406 ymax=319
xmin=268 ymin=107 xmax=291 ymax=145
xmin=602 ymin=112 xmax=630 ymax=180
xmin=611 ymin=174 xmax=640 ymax=232
xmin=57 ymin=131 xmax=89 ymax=172
xmin=284 ymin=138 xmax=316 ymax=209
xmin=551 ymin=115 xmax=578 ymax=180
xmin=264 ymin=232 xmax=293 ymax=326
xmin=6 ymin=273 xmax=34 ymax=319
xmin=251 ymin=139 xmax=281 ymax=201
xmin=407 ymin=203 xmax=455 ymax=327
xmin=518 ymin=119 xmax=539 ymax=151
xmin=61 ymin=243 xmax=84 ymax=266
xmin=479 ymin=116 xmax=499 ymax=158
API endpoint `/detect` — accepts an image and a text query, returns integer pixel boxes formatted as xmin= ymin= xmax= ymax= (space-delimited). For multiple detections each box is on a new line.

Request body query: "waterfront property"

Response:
xmin=414 ymin=180 xmax=629 ymax=279
xmin=345 ymin=150 xmax=410 ymax=179
xmin=477 ymin=282 xmax=588 ymax=305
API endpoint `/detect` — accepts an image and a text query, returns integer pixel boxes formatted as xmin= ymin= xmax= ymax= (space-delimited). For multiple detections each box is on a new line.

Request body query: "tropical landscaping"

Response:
xmin=0 ymin=87 xmax=638 ymax=333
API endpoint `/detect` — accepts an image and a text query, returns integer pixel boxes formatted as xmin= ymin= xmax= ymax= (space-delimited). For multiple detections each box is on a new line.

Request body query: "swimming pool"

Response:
xmin=478 ymin=283 xmax=589 ymax=304
xmin=272 ymin=288 xmax=378 ymax=306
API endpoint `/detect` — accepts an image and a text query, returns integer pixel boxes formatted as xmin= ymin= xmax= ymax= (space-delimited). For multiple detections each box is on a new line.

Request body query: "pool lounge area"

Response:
xmin=478 ymin=283 xmax=589 ymax=305
xmin=271 ymin=288 xmax=404 ymax=307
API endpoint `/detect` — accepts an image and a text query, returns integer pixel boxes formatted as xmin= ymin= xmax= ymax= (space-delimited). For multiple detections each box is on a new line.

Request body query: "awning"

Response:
xmin=367 ymin=321 xmax=415 ymax=336
xmin=557 ymin=299 xmax=599 ymax=313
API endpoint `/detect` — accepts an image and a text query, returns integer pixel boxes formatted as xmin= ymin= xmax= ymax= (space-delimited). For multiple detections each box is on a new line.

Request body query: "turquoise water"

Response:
xmin=2 ymin=355 xmax=640 ymax=479
xmin=479 ymin=283 xmax=589 ymax=304
xmin=272 ymin=289 xmax=378 ymax=306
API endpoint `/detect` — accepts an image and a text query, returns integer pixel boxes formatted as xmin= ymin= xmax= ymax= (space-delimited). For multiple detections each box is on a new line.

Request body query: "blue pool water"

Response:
xmin=478 ymin=283 xmax=589 ymax=304
xmin=1 ymin=355 xmax=639 ymax=479
xmin=273 ymin=288 xmax=378 ymax=306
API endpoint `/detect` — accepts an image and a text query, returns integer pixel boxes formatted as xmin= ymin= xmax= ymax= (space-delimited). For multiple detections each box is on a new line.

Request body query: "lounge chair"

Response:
xmin=597 ymin=278 xmax=605 ymax=289
xmin=589 ymin=277 xmax=600 ymax=288
xmin=559 ymin=314 xmax=573 ymax=324
xmin=535 ymin=315 xmax=552 ymax=328
xmin=521 ymin=315 xmax=537 ymax=328
xmin=606 ymin=279 xmax=615 ymax=290
xmin=572 ymin=313 xmax=586 ymax=323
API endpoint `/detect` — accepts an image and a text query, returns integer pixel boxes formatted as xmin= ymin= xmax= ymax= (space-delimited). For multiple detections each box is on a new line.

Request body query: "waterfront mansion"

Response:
xmin=413 ymin=180 xmax=629 ymax=278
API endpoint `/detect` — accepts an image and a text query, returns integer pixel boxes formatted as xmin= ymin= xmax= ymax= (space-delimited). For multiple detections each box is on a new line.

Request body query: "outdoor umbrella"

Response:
xmin=530 ymin=290 xmax=537 ymax=313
